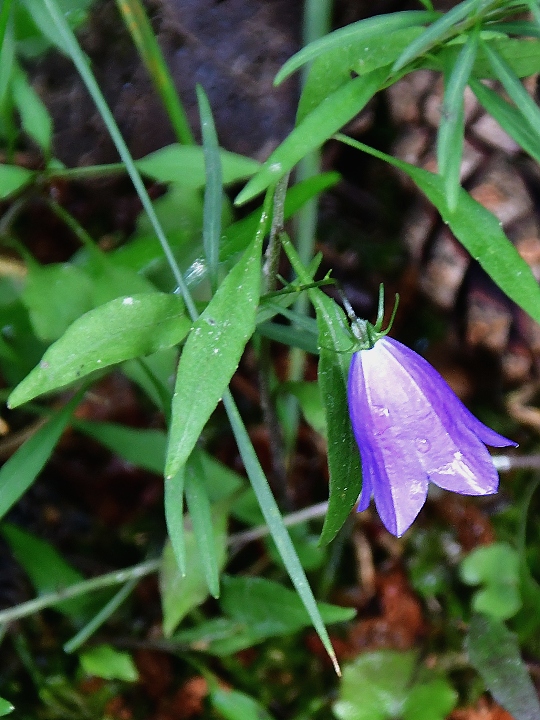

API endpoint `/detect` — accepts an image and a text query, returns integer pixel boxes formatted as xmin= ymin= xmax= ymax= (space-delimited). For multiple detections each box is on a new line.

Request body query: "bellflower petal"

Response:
xmin=347 ymin=336 xmax=516 ymax=537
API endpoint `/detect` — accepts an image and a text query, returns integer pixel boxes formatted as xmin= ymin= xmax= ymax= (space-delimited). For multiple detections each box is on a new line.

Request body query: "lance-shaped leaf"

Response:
xmin=8 ymin=293 xmax=190 ymax=408
xmin=282 ymin=236 xmax=361 ymax=545
xmin=336 ymin=135 xmax=540 ymax=326
xmin=235 ymin=68 xmax=387 ymax=205
xmin=165 ymin=231 xmax=263 ymax=479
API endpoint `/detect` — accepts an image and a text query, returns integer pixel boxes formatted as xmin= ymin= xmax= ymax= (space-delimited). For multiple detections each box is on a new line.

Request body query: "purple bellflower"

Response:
xmin=345 ymin=293 xmax=517 ymax=537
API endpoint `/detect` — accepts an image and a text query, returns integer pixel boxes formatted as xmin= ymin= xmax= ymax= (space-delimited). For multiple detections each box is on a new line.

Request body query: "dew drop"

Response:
xmin=415 ymin=438 xmax=431 ymax=454
xmin=122 ymin=297 xmax=134 ymax=305
xmin=269 ymin=162 xmax=282 ymax=174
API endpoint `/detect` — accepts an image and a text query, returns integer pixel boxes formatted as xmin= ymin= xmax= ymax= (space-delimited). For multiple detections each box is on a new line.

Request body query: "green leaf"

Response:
xmin=482 ymin=40 xmax=540 ymax=140
xmin=334 ymin=650 xmax=417 ymax=720
xmin=460 ymin=542 xmax=521 ymax=620
xmin=165 ymin=231 xmax=263 ymax=479
xmin=403 ymin=679 xmax=457 ymax=720
xmin=437 ymin=31 xmax=478 ymax=212
xmin=211 ymin=688 xmax=275 ymax=720
xmin=76 ymin=421 xmax=167 ymax=474
xmin=197 ymin=84 xmax=222 ymax=290
xmin=297 ymin=27 xmax=424 ymax=123
xmin=336 ymin=135 xmax=540 ymax=326
xmin=11 ymin=63 xmax=52 ymax=152
xmin=235 ymin=69 xmax=387 ymax=205
xmin=220 ymin=575 xmax=355 ymax=633
xmin=221 ymin=390 xmax=341 ymax=671
xmin=135 ymin=144 xmax=259 ymax=188
xmin=0 ymin=163 xmax=34 ymax=199
xmin=334 ymin=650 xmax=455 ymax=720
xmin=392 ymin=0 xmax=489 ymax=72
xmin=282 ymin=236 xmax=361 ymax=545
xmin=8 ymin=293 xmax=190 ymax=408
xmin=164 ymin=466 xmax=186 ymax=576
xmin=1 ymin=523 xmax=91 ymax=617
xmin=274 ymin=11 xmax=436 ymax=84
xmin=22 ymin=262 xmax=93 ymax=342
xmin=184 ymin=454 xmax=221 ymax=598
xmin=470 ymin=77 xmax=540 ymax=164
xmin=0 ymin=698 xmax=14 ymax=717
xmin=79 ymin=645 xmax=138 ymax=682
xmin=0 ymin=391 xmax=82 ymax=519
xmin=282 ymin=381 xmax=326 ymax=437
xmin=467 ymin=613 xmax=540 ymax=720
xmin=160 ymin=502 xmax=228 ymax=637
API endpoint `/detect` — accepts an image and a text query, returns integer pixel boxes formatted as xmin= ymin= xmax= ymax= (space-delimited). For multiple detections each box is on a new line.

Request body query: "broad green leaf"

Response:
xmin=0 ymin=698 xmax=13 ymax=716
xmin=334 ymin=651 xmax=417 ymax=720
xmin=11 ymin=63 xmax=52 ymax=152
xmin=282 ymin=236 xmax=361 ymax=545
xmin=0 ymin=163 xmax=34 ymax=199
xmin=460 ymin=542 xmax=521 ymax=619
xmin=22 ymin=262 xmax=93 ymax=341
xmin=392 ymin=0 xmax=493 ymax=72
xmin=184 ymin=454 xmax=221 ymax=598
xmin=160 ymin=502 xmax=228 ymax=636
xmin=402 ymin=679 xmax=457 ymax=720
xmin=135 ymin=144 xmax=259 ymax=188
xmin=334 ymin=650 xmax=455 ymax=720
xmin=336 ymin=135 xmax=540 ymax=326
xmin=437 ymin=31 xmax=478 ymax=211
xmin=274 ymin=11 xmax=436 ymax=84
xmin=0 ymin=391 xmax=82 ymax=519
xmin=235 ymin=69 xmax=387 ymax=205
xmin=197 ymin=84 xmax=222 ymax=290
xmin=470 ymin=77 xmax=540 ymax=164
xmin=211 ymin=688 xmax=275 ymax=720
xmin=297 ymin=27 xmax=424 ymax=123
xmin=1 ymin=523 xmax=91 ymax=617
xmin=165 ymin=231 xmax=263 ymax=479
xmin=76 ymin=421 xmax=167 ymax=474
xmin=220 ymin=575 xmax=355 ymax=635
xmin=87 ymin=261 xmax=156 ymax=306
xmin=79 ymin=645 xmax=138 ymax=682
xmin=467 ymin=613 xmax=540 ymax=720
xmin=8 ymin=293 xmax=190 ymax=408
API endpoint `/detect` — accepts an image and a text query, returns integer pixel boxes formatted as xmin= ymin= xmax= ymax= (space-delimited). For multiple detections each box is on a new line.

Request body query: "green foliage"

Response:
xmin=460 ymin=542 xmax=522 ymax=620
xmin=79 ymin=645 xmax=138 ymax=682
xmin=333 ymin=650 xmax=457 ymax=720
xmin=467 ymin=613 xmax=540 ymax=720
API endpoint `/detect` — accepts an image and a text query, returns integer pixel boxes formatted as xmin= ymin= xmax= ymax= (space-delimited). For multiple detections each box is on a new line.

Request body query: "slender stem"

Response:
xmin=47 ymin=198 xmax=102 ymax=258
xmin=0 ymin=559 xmax=160 ymax=626
xmin=259 ymin=175 xmax=290 ymax=505
xmin=63 ymin=577 xmax=139 ymax=653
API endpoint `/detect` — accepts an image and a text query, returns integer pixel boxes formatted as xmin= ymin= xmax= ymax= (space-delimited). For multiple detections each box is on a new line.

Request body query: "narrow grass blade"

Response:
xmin=165 ymin=467 xmax=186 ymax=575
xmin=222 ymin=389 xmax=341 ymax=675
xmin=0 ymin=390 xmax=83 ymax=519
xmin=114 ymin=0 xmax=194 ymax=145
xmin=274 ymin=10 xmax=436 ymax=84
xmin=185 ymin=455 xmax=221 ymax=598
xmin=470 ymin=77 xmax=540 ymax=164
xmin=482 ymin=40 xmax=540 ymax=140
xmin=392 ymin=0 xmax=495 ymax=72
xmin=197 ymin=85 xmax=222 ymax=292
xmin=335 ymin=134 xmax=540 ymax=327
xmin=437 ymin=30 xmax=478 ymax=211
